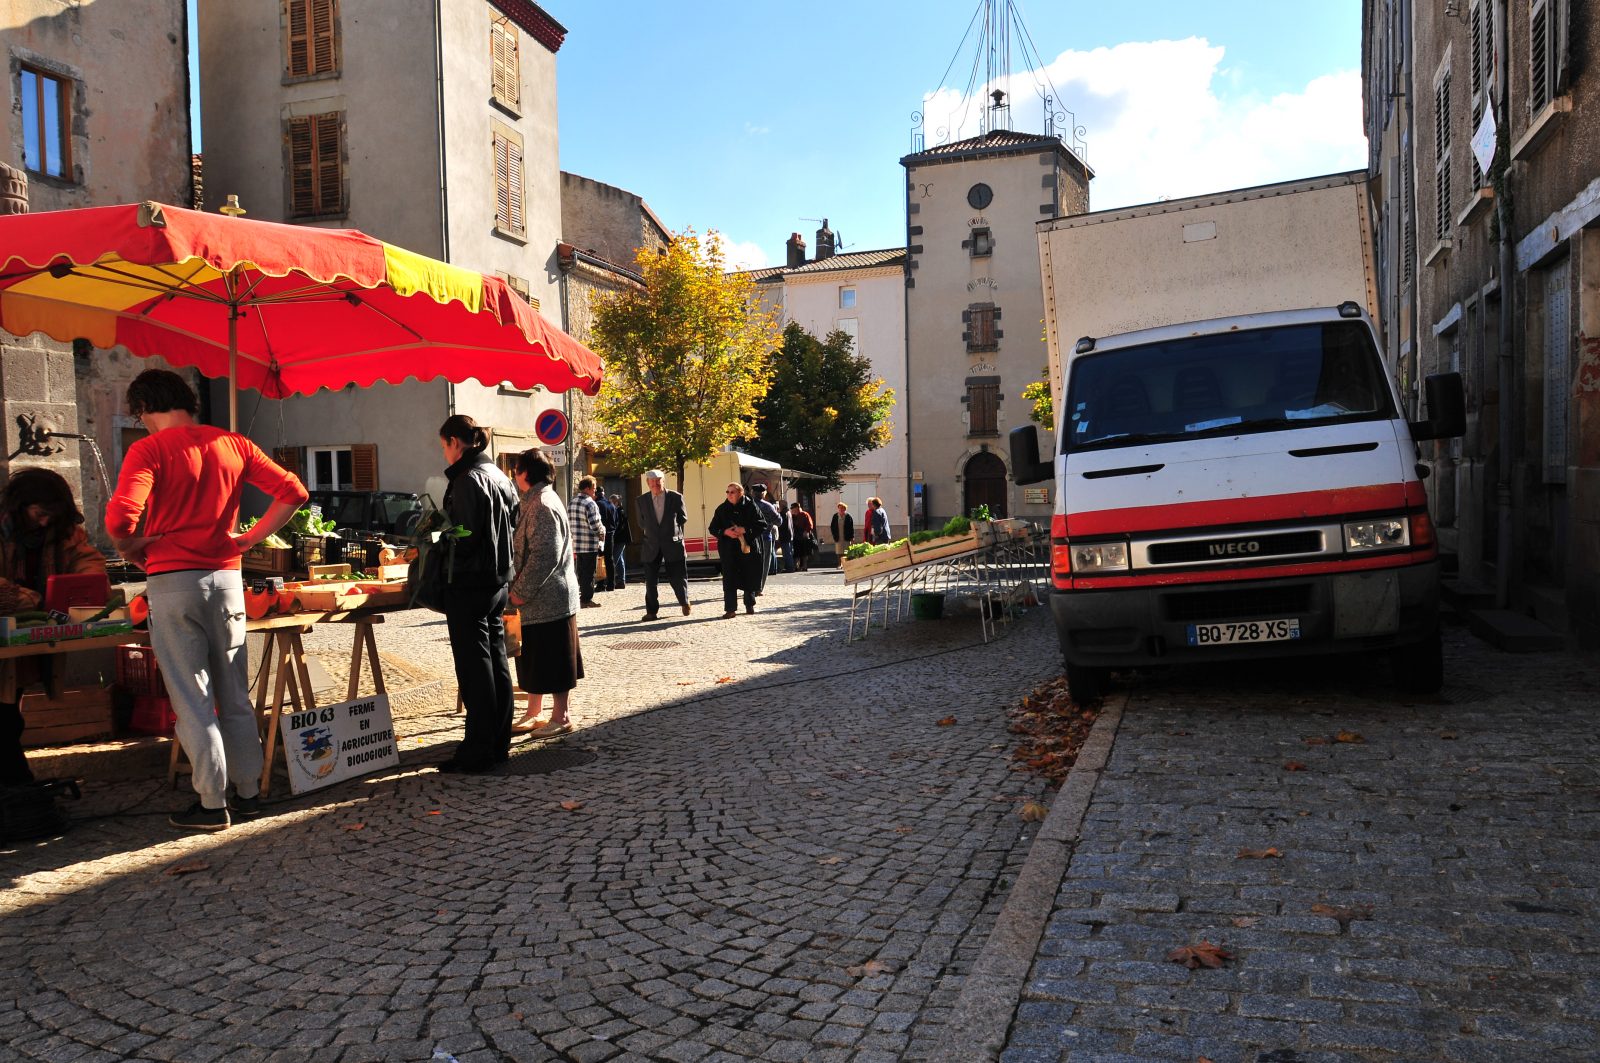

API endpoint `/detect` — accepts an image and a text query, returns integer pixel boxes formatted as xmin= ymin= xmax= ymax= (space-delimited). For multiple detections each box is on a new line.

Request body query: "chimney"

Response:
xmin=785 ymin=232 xmax=807 ymax=268
xmin=814 ymin=218 xmax=835 ymax=261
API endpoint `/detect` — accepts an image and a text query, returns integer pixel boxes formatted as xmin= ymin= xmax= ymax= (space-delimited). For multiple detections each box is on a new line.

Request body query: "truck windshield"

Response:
xmin=1063 ymin=321 xmax=1394 ymax=451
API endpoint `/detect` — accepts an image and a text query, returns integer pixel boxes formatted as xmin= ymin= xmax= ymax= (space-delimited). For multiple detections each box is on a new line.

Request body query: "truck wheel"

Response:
xmin=1065 ymin=661 xmax=1107 ymax=704
xmin=1392 ymin=630 xmax=1444 ymax=694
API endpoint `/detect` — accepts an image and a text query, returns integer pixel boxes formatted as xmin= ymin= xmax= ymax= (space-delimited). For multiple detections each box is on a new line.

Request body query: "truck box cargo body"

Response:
xmin=1013 ymin=172 xmax=1464 ymax=700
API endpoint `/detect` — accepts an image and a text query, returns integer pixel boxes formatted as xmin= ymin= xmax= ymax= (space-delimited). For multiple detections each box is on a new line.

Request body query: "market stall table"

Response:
xmin=167 ymin=609 xmax=388 ymax=795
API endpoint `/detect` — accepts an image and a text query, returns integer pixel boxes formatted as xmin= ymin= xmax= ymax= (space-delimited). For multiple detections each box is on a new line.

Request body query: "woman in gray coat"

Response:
xmin=508 ymin=450 xmax=582 ymax=738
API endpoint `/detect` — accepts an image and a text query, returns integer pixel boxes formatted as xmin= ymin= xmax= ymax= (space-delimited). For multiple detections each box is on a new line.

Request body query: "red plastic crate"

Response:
xmin=128 ymin=695 xmax=176 ymax=737
xmin=115 ymin=645 xmax=166 ymax=697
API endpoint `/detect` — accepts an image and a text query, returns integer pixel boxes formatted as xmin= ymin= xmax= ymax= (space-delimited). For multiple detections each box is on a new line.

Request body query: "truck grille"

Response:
xmin=1146 ymin=530 xmax=1326 ymax=566
xmin=1162 ymin=585 xmax=1312 ymax=622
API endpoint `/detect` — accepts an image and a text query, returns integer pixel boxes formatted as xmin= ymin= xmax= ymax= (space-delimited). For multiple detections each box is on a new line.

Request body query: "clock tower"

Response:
xmin=900 ymin=130 xmax=1091 ymax=529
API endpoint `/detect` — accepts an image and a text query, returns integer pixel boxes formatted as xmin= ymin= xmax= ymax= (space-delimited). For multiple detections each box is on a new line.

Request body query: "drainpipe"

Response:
xmin=435 ymin=0 xmax=455 ymax=425
xmin=1402 ymin=0 xmax=1418 ymax=414
xmin=559 ymin=264 xmax=574 ymax=503
xmin=1493 ymin=0 xmax=1514 ymax=608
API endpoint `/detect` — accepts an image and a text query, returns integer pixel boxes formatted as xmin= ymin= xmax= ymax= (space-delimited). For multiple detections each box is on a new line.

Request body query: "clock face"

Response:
xmin=967 ymin=183 xmax=993 ymax=210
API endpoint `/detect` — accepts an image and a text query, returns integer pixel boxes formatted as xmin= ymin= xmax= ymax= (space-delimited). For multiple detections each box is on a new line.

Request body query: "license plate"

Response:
xmin=1186 ymin=618 xmax=1302 ymax=646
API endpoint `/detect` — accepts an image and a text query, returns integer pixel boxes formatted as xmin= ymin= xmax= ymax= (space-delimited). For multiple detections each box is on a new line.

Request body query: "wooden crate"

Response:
xmin=243 ymin=544 xmax=295 ymax=573
xmin=841 ymin=542 xmax=913 ymax=582
xmin=19 ymin=686 xmax=114 ymax=747
xmin=909 ymin=530 xmax=982 ymax=564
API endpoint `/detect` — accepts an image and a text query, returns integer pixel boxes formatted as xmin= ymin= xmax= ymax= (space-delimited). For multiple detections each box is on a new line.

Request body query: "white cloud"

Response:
xmin=920 ymin=38 xmax=1367 ymax=211
xmin=705 ymin=231 xmax=771 ymax=271
xmin=745 ymin=121 xmax=770 ymax=136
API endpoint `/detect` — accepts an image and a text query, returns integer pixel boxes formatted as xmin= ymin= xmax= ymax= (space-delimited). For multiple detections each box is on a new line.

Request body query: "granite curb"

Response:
xmin=930 ymin=692 xmax=1128 ymax=1061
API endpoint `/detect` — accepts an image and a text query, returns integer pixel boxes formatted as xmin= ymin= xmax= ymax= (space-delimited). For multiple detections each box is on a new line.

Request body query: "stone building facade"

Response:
xmin=1365 ymin=0 xmax=1600 ymax=646
xmin=900 ymin=129 xmax=1091 ymax=529
xmin=197 ymin=0 xmax=573 ymax=499
xmin=2 ymin=0 xmax=194 ymax=544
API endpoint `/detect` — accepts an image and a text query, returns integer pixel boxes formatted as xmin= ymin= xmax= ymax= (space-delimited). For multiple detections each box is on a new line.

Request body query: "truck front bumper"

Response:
xmin=1050 ymin=562 xmax=1439 ymax=668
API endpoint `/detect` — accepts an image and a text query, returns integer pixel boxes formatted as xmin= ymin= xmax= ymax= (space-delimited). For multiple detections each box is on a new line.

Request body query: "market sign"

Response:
xmin=279 ymin=694 xmax=399 ymax=794
xmin=534 ymin=408 xmax=570 ymax=445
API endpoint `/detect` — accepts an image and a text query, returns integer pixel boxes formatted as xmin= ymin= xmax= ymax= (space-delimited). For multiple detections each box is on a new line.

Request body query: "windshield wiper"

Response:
xmin=1072 ymin=431 xmax=1180 ymax=451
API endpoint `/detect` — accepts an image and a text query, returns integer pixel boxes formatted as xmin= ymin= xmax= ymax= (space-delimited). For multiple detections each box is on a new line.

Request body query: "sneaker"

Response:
xmin=230 ymin=793 xmax=262 ymax=820
xmin=170 ymin=802 xmax=229 ymax=831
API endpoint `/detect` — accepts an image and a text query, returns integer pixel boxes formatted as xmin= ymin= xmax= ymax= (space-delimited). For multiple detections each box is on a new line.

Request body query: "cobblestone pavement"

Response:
xmin=1004 ymin=624 xmax=1600 ymax=1062
xmin=1 ymin=572 xmax=1062 ymax=1063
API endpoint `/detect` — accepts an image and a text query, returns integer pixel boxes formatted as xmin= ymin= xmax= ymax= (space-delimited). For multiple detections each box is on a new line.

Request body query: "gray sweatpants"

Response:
xmin=146 ymin=569 xmax=263 ymax=808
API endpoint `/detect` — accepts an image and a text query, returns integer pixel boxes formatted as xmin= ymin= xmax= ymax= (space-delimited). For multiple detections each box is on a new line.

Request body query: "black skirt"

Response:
xmin=514 ymin=614 xmax=585 ymax=694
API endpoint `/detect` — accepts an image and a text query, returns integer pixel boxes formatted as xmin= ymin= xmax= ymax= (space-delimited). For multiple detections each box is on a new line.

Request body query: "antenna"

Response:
xmin=800 ymin=218 xmax=847 ymax=252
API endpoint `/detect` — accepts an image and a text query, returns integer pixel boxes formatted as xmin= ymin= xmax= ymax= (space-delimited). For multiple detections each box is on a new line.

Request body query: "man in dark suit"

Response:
xmin=635 ymin=469 xmax=692 ymax=621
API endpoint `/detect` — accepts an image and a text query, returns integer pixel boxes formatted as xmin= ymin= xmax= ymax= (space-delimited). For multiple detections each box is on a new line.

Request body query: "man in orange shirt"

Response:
xmin=106 ymin=369 xmax=308 ymax=830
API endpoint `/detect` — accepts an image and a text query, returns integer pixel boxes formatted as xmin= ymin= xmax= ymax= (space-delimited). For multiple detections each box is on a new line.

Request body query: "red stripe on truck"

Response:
xmin=1063 ymin=483 xmax=1427 ymax=537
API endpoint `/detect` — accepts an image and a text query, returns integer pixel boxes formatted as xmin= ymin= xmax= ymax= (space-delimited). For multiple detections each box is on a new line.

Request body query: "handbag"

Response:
xmin=502 ymin=610 xmax=523 ymax=656
xmin=594 ymin=552 xmax=609 ymax=582
xmin=407 ymin=493 xmax=454 ymax=613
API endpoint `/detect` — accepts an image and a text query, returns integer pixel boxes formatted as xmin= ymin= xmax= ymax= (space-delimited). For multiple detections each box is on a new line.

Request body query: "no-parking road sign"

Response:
xmin=534 ymin=408 xmax=569 ymax=445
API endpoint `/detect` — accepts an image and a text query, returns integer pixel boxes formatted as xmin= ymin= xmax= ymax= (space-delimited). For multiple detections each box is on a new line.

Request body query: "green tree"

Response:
xmin=744 ymin=322 xmax=895 ymax=490
xmin=589 ymin=230 xmax=781 ymax=484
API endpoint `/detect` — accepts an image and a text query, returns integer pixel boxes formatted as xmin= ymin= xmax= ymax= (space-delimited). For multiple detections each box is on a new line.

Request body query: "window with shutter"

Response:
xmin=491 ymin=16 xmax=521 ymax=109
xmin=18 ymin=64 xmax=73 ymax=180
xmin=493 ymin=128 xmax=525 ymax=238
xmin=1433 ymin=68 xmax=1452 ymax=242
xmin=1529 ymin=0 xmax=1567 ymax=112
xmin=1402 ymin=167 xmax=1415 ymax=288
xmin=350 ymin=443 xmax=379 ymax=492
xmin=1469 ymin=1 xmax=1488 ymax=189
xmin=287 ymin=112 xmax=345 ymax=217
xmin=967 ymin=382 xmax=999 ymax=436
xmin=966 ymin=304 xmax=999 ymax=352
xmin=284 ymin=0 xmax=339 ymax=79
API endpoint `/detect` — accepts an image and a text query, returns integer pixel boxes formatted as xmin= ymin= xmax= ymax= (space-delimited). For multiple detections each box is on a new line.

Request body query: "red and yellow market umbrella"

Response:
xmin=0 ymin=200 xmax=603 ymax=428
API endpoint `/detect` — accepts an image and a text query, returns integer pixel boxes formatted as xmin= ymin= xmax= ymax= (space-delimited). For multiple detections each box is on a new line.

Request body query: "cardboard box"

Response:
xmin=19 ymin=685 xmax=115 ymax=747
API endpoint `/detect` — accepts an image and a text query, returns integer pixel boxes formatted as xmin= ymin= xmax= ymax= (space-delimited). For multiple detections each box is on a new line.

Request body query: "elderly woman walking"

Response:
xmin=508 ymin=450 xmax=582 ymax=738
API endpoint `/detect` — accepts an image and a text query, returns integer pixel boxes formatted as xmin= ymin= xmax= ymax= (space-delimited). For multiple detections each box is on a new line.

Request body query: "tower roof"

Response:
xmin=901 ymin=129 xmax=1091 ymax=178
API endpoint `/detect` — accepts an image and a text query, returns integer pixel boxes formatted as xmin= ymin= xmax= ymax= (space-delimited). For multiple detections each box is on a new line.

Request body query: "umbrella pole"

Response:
xmin=228 ymin=303 xmax=239 ymax=432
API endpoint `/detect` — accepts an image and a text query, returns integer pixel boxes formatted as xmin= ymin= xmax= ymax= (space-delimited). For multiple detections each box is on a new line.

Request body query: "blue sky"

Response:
xmin=189 ymin=1 xmax=1365 ymax=269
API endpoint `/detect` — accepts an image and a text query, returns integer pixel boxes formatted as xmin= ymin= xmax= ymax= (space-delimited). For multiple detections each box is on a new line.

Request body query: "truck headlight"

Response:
xmin=1342 ymin=517 xmax=1409 ymax=552
xmin=1070 ymin=541 xmax=1129 ymax=573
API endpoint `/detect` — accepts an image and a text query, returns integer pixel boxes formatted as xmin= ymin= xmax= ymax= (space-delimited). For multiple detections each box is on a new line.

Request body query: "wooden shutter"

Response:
xmin=968 ymin=383 xmax=998 ymax=435
xmin=1531 ymin=0 xmax=1550 ymax=111
xmin=350 ymin=443 xmax=379 ymax=492
xmin=314 ymin=113 xmax=342 ymax=214
xmin=968 ymin=305 xmax=997 ymax=350
xmin=1433 ymin=71 xmax=1451 ymax=240
xmin=289 ymin=113 xmax=343 ymax=217
xmin=286 ymin=0 xmax=309 ymax=76
xmin=491 ymin=17 xmax=520 ymax=106
xmin=494 ymin=131 xmax=525 ymax=236
xmin=273 ymin=446 xmax=305 ymax=480
xmin=311 ymin=0 xmax=338 ymax=75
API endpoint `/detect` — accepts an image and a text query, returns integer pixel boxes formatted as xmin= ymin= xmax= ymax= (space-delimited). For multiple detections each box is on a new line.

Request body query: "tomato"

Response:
xmin=128 ymin=594 xmax=150 ymax=627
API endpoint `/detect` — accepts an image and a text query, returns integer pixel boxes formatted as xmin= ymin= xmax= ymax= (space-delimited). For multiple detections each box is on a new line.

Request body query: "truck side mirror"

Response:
xmin=1009 ymin=425 xmax=1053 ymax=485
xmin=1409 ymin=372 xmax=1466 ymax=441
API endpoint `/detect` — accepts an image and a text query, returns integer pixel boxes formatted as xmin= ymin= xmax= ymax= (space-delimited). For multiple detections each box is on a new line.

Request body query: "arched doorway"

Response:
xmin=962 ymin=450 xmax=1008 ymax=519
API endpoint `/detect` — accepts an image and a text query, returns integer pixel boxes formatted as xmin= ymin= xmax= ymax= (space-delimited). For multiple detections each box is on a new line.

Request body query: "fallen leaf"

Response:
xmin=1237 ymin=847 xmax=1282 ymax=860
xmin=893 ymin=825 xmax=914 ymax=834
xmin=1335 ymin=730 xmax=1366 ymax=744
xmin=1019 ymin=801 xmax=1048 ymax=822
xmin=818 ymin=855 xmax=843 ymax=865
xmin=1230 ymin=917 xmax=1258 ymax=928
xmin=342 ymin=822 xmax=365 ymax=832
xmin=715 ymin=676 xmax=733 ymax=684
xmin=1166 ymin=940 xmax=1231 ymax=969
xmin=559 ymin=799 xmax=584 ymax=811
xmin=1311 ymin=902 xmax=1373 ymax=927
xmin=1169 ymin=730 xmax=1190 ymax=736
xmin=1283 ymin=761 xmax=1307 ymax=772
xmin=807 ymin=789 xmax=826 ymax=799
xmin=1303 ymin=736 xmax=1328 ymax=746
xmin=427 ymin=810 xmax=441 ymax=816
xmin=845 ymin=959 xmax=892 ymax=978
xmin=1440 ymin=732 xmax=1458 ymax=740
xmin=436 ymin=909 xmax=448 ymax=916
xmin=164 ymin=859 xmax=210 ymax=877
xmin=936 ymin=716 xmax=957 ymax=727
xmin=675 ymin=681 xmax=695 ymax=686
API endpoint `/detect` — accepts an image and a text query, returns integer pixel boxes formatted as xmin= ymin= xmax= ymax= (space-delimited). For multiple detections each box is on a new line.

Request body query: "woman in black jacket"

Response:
xmin=707 ymin=482 xmax=767 ymax=618
xmin=437 ymin=414 xmax=519 ymax=773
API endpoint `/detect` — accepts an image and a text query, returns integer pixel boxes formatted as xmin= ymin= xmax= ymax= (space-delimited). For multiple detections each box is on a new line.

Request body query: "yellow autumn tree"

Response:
xmin=589 ymin=230 xmax=780 ymax=485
